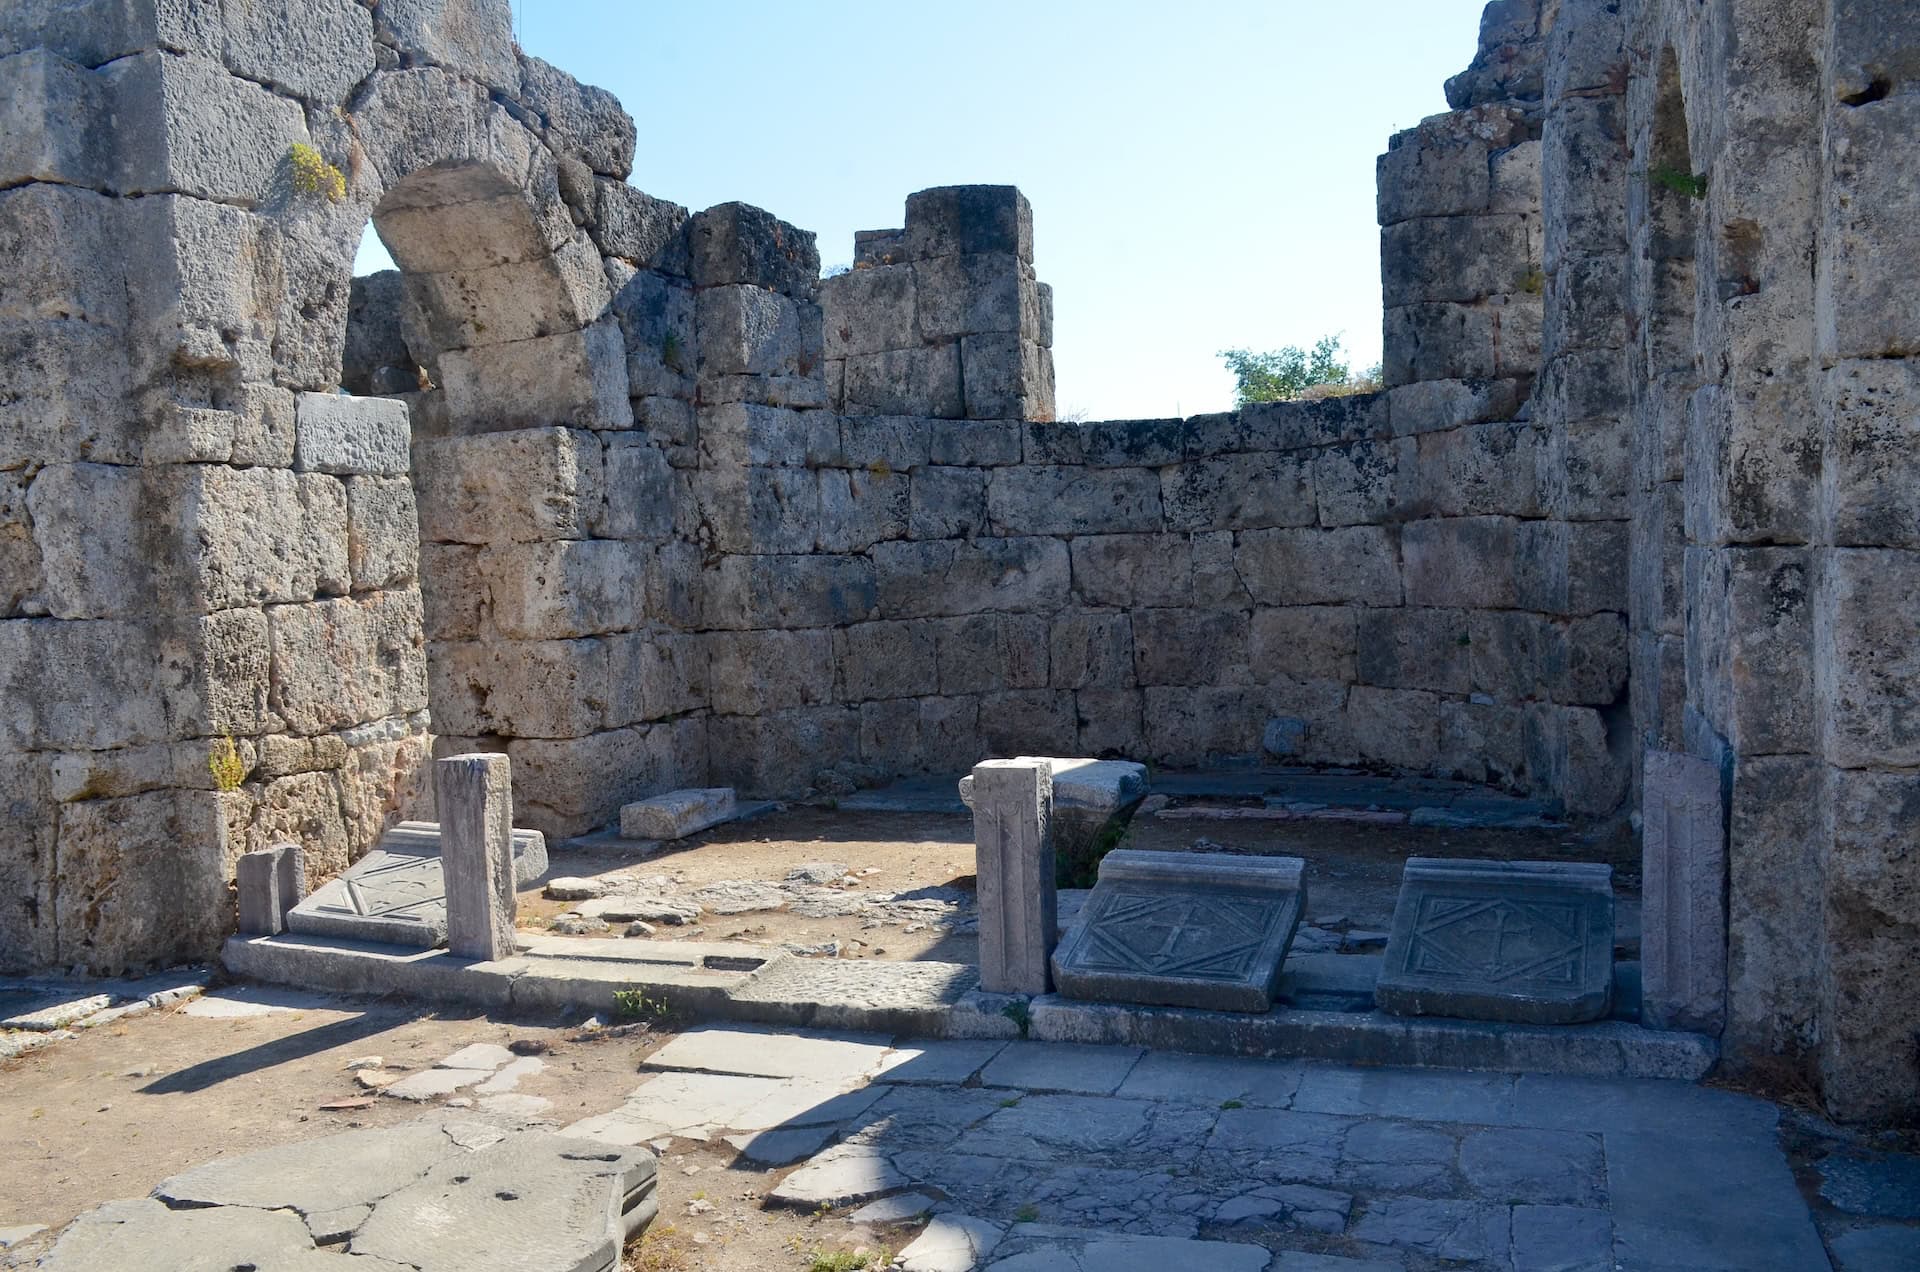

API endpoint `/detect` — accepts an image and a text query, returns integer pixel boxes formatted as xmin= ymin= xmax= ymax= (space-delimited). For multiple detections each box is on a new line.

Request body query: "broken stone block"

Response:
xmin=959 ymin=757 xmax=1150 ymax=886
xmin=970 ymin=758 xmax=1057 ymax=995
xmin=236 ymin=842 xmax=305 ymax=937
xmin=1377 ymin=858 xmax=1615 ymax=1024
xmin=1052 ymin=849 xmax=1307 ymax=1013
xmin=1641 ymin=751 xmax=1726 ymax=1033
xmin=437 ymin=753 xmax=516 ymax=962
xmin=619 ymin=788 xmax=737 ymax=840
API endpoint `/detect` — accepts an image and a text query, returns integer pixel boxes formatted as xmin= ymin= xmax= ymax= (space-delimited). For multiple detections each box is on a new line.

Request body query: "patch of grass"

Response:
xmin=1013 ymin=1204 xmax=1039 ymax=1223
xmin=1649 ymin=164 xmax=1708 ymax=199
xmin=1220 ymin=1099 xmax=1245 ymax=1110
xmin=1000 ymin=999 xmax=1031 ymax=1039
xmin=611 ymin=988 xmax=671 ymax=1023
xmin=805 ymin=1250 xmax=878 ymax=1271
xmin=999 ymin=1096 xmax=1022 ymax=1108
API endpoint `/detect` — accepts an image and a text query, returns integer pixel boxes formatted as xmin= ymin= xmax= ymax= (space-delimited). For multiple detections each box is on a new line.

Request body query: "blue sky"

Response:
xmin=358 ymin=1 xmax=1487 ymax=420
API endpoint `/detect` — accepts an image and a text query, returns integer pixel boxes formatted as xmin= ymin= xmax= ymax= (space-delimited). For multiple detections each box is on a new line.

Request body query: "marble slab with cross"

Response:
xmin=1050 ymin=849 xmax=1306 ymax=1012
xmin=285 ymin=820 xmax=547 ymax=950
xmin=1375 ymin=857 xmax=1615 ymax=1024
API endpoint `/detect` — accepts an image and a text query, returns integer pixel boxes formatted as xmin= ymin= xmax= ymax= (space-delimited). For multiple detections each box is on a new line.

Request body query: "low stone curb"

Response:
xmin=222 ymin=935 xmax=1717 ymax=1082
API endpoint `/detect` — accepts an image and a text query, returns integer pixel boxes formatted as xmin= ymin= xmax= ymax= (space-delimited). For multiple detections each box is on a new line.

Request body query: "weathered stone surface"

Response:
xmin=287 ymin=821 xmax=542 ymax=948
xmin=1052 ymin=849 xmax=1306 ymax=1013
xmin=236 ymin=843 xmax=305 ymax=937
xmin=1641 ymin=751 xmax=1725 ymax=1033
xmin=619 ymin=788 xmax=737 ymax=840
xmin=971 ymin=759 xmax=1057 ymax=995
xmin=1378 ymin=858 xmax=1615 ymax=1024
xmin=435 ymin=753 xmax=516 ymax=962
xmin=105 ymin=50 xmax=308 ymax=203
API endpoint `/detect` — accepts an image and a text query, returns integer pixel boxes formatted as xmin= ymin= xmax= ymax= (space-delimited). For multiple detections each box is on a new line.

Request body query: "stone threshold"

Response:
xmin=222 ymin=934 xmax=1716 ymax=1083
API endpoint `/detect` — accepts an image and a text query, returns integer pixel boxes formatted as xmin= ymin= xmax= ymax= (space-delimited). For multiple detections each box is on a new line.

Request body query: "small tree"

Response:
xmin=1219 ymin=333 xmax=1378 ymax=405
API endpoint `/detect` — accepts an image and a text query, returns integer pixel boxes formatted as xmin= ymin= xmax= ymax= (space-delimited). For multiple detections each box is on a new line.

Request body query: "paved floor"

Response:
xmin=563 ymin=1025 xmax=1845 ymax=1271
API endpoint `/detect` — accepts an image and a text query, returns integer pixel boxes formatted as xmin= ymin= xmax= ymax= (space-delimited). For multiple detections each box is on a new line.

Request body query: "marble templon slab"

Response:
xmin=1376 ymin=858 xmax=1615 ymax=1024
xmin=1050 ymin=849 xmax=1306 ymax=1013
xmin=286 ymin=821 xmax=547 ymax=949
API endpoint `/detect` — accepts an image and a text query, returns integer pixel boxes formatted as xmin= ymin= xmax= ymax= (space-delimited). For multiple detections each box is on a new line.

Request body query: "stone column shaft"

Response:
xmin=435 ymin=753 xmax=517 ymax=962
xmin=970 ymin=758 xmax=1056 ymax=995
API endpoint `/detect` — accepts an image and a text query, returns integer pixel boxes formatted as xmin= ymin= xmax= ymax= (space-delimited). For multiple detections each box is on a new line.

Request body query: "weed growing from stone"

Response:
xmin=289 ymin=143 xmax=346 ymax=202
xmin=1648 ymin=164 xmax=1708 ymax=199
xmin=1000 ymin=999 xmax=1031 ymax=1038
xmin=208 ymin=736 xmax=246 ymax=792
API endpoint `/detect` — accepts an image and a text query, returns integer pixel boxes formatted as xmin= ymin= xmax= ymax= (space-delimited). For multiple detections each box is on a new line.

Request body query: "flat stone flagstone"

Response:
xmin=1051 ymin=848 xmax=1306 ymax=1012
xmin=286 ymin=822 xmax=547 ymax=950
xmin=1376 ymin=858 xmax=1616 ymax=1024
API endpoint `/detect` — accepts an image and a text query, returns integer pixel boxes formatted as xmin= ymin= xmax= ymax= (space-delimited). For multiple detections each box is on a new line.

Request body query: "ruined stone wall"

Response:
xmin=1611 ymin=0 xmax=1920 ymax=1120
xmin=0 ymin=0 xmax=705 ymax=970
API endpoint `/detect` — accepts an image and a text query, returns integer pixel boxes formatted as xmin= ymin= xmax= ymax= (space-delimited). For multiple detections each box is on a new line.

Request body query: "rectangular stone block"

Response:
xmin=872 ymin=537 xmax=1069 ymax=618
xmin=486 ymin=538 xmax=647 ymax=639
xmin=818 ymin=466 xmax=908 ymax=551
xmin=704 ymin=628 xmax=834 ymax=714
xmin=619 ymin=788 xmax=737 ymax=840
xmin=414 ymin=427 xmax=604 ymax=545
xmin=0 ymin=184 xmax=125 ymax=327
xmin=1051 ymin=849 xmax=1306 ymax=1013
xmin=842 ymin=345 xmax=963 ymax=419
xmin=435 ymin=753 xmax=516 ymax=962
xmin=1357 ymin=608 xmax=1471 ymax=693
xmin=345 ymin=475 xmax=419 ymax=591
xmin=0 ymin=318 xmax=135 ymax=469
xmin=1403 ymin=516 xmax=1520 ymax=608
xmin=684 ymin=201 xmax=819 ymax=297
xmin=694 ymin=284 xmax=820 ymax=378
xmin=908 ymin=466 xmax=988 ymax=539
xmin=104 ymin=50 xmax=308 ymax=202
xmin=697 ymin=401 xmax=838 ymax=469
xmin=1818 ymin=94 xmax=1920 ymax=360
xmin=837 ymin=621 xmax=938 ymax=701
xmin=1238 ymin=526 xmax=1402 ymax=607
xmin=1641 ymin=751 xmax=1725 ymax=1033
xmin=0 ymin=50 xmax=115 ymax=191
xmin=1131 ymin=609 xmax=1248 ymax=687
xmin=699 ymin=554 xmax=876 ymax=630
xmin=971 ymin=758 xmax=1057 ymax=995
xmin=1162 ymin=452 xmax=1316 ymax=532
xmin=236 ymin=843 xmax=305 ymax=937
xmin=961 ymin=332 xmax=1050 ymax=421
xmin=913 ymin=252 xmax=1034 ymax=339
xmin=1381 ymin=214 xmax=1537 ymax=307
xmin=1377 ymin=859 xmax=1615 ymax=1024
xmin=438 ymin=321 xmax=633 ymax=432
xmin=986 ymin=465 xmax=1161 ymax=535
xmin=820 ymin=263 xmax=917 ymax=358
xmin=1313 ymin=438 xmax=1415 ymax=527
xmin=904 ymin=185 xmax=1033 ymax=263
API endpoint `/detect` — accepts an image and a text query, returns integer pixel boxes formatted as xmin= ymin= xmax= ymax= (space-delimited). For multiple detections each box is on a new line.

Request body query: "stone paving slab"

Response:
xmin=1052 ymin=849 xmax=1305 ymax=1012
xmin=642 ymin=1024 xmax=894 ymax=1082
xmin=1377 ymin=858 xmax=1615 ymax=1025
xmin=977 ymin=1040 xmax=1144 ymax=1094
xmin=874 ymin=1039 xmax=1009 ymax=1085
xmin=1112 ymin=1049 xmax=1305 ymax=1107
xmin=1606 ymin=1129 xmax=1829 ymax=1269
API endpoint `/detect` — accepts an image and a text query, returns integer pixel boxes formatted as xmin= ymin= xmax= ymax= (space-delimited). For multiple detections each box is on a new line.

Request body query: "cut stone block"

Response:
xmin=619 ymin=787 xmax=737 ymax=840
xmin=436 ymin=753 xmax=517 ymax=963
xmin=1377 ymin=859 xmax=1615 ymax=1024
xmin=970 ymin=758 xmax=1057 ymax=995
xmin=286 ymin=822 xmax=546 ymax=949
xmin=236 ymin=843 xmax=305 ymax=937
xmin=1051 ymin=849 xmax=1306 ymax=1013
xmin=1641 ymin=751 xmax=1726 ymax=1034
xmin=960 ymin=756 xmax=1150 ymax=881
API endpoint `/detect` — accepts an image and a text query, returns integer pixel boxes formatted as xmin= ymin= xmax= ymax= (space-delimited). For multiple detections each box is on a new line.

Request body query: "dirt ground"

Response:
xmin=516 ymin=801 xmax=1636 ymax=965
xmin=0 ymin=793 xmax=1641 ymax=1268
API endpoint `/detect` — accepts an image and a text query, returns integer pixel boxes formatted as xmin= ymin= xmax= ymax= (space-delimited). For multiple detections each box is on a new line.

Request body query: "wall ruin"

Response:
xmin=1 ymin=0 xmax=1916 ymax=1122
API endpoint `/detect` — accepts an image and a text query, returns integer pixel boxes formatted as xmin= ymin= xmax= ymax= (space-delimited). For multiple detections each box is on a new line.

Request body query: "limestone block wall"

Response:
xmin=820 ymin=187 xmax=1055 ymax=423
xmin=0 ymin=0 xmax=699 ymax=970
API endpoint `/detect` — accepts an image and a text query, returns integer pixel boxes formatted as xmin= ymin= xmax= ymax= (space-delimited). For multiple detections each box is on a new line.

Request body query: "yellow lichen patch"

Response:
xmin=290 ymin=143 xmax=347 ymax=202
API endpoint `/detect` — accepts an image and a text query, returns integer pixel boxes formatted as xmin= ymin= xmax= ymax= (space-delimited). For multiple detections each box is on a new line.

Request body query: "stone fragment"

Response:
xmin=970 ymin=759 xmax=1057 ymax=995
xmin=767 ymin=1145 xmax=906 ymax=1208
xmin=1052 ymin=849 xmax=1306 ymax=1013
xmin=723 ymin=1125 xmax=837 ymax=1167
xmin=38 ymin=1199 xmax=320 ymax=1272
xmin=896 ymin=1214 xmax=1005 ymax=1272
xmin=2 ymin=994 xmax=113 ymax=1032
xmin=440 ymin=1042 xmax=515 ymax=1072
xmin=959 ymin=757 xmax=1150 ymax=884
xmin=436 ymin=754 xmax=517 ymax=962
xmin=236 ymin=842 xmax=305 ymax=937
xmin=383 ymin=1067 xmax=493 ymax=1101
xmin=1640 ymin=751 xmax=1725 ymax=1033
xmin=619 ymin=787 xmax=737 ymax=840
xmin=1377 ymin=859 xmax=1615 ymax=1024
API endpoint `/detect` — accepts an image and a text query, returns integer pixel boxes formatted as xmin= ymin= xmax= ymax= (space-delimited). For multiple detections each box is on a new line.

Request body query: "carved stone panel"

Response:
xmin=1051 ymin=849 xmax=1305 ymax=1012
xmin=1377 ymin=858 xmax=1615 ymax=1024
xmin=285 ymin=821 xmax=546 ymax=949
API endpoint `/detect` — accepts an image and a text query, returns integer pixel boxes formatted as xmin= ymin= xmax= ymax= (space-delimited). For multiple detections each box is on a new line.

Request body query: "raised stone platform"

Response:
xmin=286 ymin=822 xmax=547 ymax=949
xmin=1376 ymin=859 xmax=1616 ymax=1025
xmin=1051 ymin=849 xmax=1305 ymax=1012
xmin=40 ymin=1113 xmax=656 ymax=1272
xmin=223 ymin=931 xmax=1715 ymax=1082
